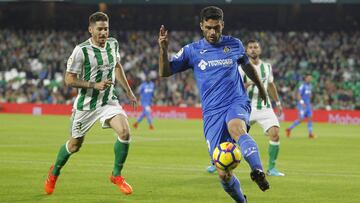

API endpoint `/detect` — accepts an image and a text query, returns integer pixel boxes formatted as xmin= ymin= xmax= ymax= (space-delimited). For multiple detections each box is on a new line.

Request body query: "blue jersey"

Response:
xmin=169 ymin=35 xmax=250 ymax=117
xmin=298 ymin=82 xmax=312 ymax=106
xmin=139 ymin=81 xmax=155 ymax=106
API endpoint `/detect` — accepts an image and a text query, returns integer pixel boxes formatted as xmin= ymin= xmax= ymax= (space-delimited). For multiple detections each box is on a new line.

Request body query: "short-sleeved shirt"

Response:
xmin=66 ymin=38 xmax=120 ymax=111
xmin=169 ymin=35 xmax=250 ymax=117
xmin=239 ymin=60 xmax=273 ymax=110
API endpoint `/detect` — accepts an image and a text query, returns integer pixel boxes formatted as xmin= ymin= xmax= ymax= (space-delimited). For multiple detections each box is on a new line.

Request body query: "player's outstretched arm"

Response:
xmin=115 ymin=63 xmax=137 ymax=109
xmin=242 ymin=63 xmax=267 ymax=104
xmin=158 ymin=25 xmax=172 ymax=77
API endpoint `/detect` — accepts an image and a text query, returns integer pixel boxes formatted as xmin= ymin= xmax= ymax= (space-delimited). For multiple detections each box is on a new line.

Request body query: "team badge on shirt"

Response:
xmin=223 ymin=46 xmax=230 ymax=53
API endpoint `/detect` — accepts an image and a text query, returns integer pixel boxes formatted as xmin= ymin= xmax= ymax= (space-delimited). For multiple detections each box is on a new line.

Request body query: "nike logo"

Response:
xmin=200 ymin=50 xmax=207 ymax=54
xmin=237 ymin=113 xmax=245 ymax=116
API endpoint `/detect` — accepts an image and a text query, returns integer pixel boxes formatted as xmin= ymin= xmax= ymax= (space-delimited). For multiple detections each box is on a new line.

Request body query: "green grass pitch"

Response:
xmin=0 ymin=114 xmax=360 ymax=203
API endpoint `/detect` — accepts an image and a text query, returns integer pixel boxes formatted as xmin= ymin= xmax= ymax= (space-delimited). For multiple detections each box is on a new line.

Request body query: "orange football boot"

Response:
xmin=44 ymin=166 xmax=58 ymax=195
xmin=110 ymin=175 xmax=133 ymax=195
xmin=309 ymin=133 xmax=316 ymax=139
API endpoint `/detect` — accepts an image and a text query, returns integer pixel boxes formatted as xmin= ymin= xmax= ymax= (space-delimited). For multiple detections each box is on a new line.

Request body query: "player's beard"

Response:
xmin=207 ymin=34 xmax=220 ymax=44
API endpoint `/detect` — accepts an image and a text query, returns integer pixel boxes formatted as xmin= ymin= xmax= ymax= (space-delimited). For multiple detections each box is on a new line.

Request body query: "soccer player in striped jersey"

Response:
xmin=44 ymin=12 xmax=137 ymax=195
xmin=240 ymin=39 xmax=284 ymax=176
xmin=159 ymin=6 xmax=269 ymax=202
xmin=286 ymin=73 xmax=316 ymax=139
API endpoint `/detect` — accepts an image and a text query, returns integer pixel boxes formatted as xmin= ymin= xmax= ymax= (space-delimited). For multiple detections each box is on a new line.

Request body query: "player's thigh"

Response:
xmin=203 ymin=113 xmax=232 ymax=158
xmin=256 ymin=108 xmax=280 ymax=134
xmin=144 ymin=105 xmax=152 ymax=114
xmin=305 ymin=107 xmax=313 ymax=120
xmin=225 ymin=102 xmax=251 ymax=138
xmin=108 ymin=114 xmax=130 ymax=138
xmin=297 ymin=107 xmax=306 ymax=119
xmin=99 ymin=102 xmax=128 ymax=128
xmin=99 ymin=103 xmax=130 ymax=137
xmin=70 ymin=109 xmax=99 ymax=138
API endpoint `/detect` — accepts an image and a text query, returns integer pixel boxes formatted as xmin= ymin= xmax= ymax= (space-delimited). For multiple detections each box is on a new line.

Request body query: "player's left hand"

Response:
xmin=126 ymin=91 xmax=137 ymax=110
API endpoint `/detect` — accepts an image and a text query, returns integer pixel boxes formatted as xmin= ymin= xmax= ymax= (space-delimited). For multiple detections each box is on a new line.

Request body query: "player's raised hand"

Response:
xmin=158 ymin=25 xmax=168 ymax=50
xmin=95 ymin=79 xmax=113 ymax=90
xmin=126 ymin=90 xmax=138 ymax=110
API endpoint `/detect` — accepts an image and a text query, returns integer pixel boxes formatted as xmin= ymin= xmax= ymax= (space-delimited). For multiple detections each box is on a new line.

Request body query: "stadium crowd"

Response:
xmin=0 ymin=29 xmax=359 ymax=110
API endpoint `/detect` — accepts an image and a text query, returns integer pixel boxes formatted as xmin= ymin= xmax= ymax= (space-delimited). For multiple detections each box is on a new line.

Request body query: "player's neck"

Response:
xmin=250 ymin=58 xmax=260 ymax=65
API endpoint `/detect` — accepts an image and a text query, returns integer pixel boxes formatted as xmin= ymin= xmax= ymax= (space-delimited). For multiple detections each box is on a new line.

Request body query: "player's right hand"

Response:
xmin=95 ymin=79 xmax=113 ymax=90
xmin=158 ymin=25 xmax=168 ymax=50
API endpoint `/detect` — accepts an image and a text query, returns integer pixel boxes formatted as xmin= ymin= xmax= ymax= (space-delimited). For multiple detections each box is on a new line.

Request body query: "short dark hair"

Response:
xmin=246 ymin=39 xmax=260 ymax=46
xmin=200 ymin=6 xmax=223 ymax=22
xmin=89 ymin=12 xmax=108 ymax=25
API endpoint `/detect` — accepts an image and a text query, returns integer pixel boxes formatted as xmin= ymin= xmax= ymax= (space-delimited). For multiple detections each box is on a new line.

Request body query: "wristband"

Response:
xmin=299 ymin=100 xmax=304 ymax=105
xmin=276 ymin=101 xmax=281 ymax=106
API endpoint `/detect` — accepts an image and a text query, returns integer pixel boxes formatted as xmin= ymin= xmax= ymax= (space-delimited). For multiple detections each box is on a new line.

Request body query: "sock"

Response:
xmin=113 ymin=137 xmax=130 ymax=176
xmin=52 ymin=142 xmax=71 ymax=176
xmin=268 ymin=141 xmax=280 ymax=170
xmin=288 ymin=120 xmax=300 ymax=130
xmin=307 ymin=121 xmax=313 ymax=134
xmin=237 ymin=134 xmax=263 ymax=171
xmin=221 ymin=175 xmax=246 ymax=203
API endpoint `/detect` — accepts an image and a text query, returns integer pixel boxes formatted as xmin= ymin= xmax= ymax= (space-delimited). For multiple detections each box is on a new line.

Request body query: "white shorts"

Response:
xmin=249 ymin=108 xmax=280 ymax=133
xmin=70 ymin=102 xmax=127 ymax=138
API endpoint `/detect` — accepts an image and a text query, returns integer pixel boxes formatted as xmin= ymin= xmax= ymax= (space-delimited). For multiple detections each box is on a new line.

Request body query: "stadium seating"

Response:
xmin=0 ymin=29 xmax=359 ymax=110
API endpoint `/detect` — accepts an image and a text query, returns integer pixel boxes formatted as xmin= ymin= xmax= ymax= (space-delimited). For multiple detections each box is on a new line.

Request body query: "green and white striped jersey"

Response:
xmin=239 ymin=60 xmax=273 ymax=110
xmin=66 ymin=38 xmax=120 ymax=111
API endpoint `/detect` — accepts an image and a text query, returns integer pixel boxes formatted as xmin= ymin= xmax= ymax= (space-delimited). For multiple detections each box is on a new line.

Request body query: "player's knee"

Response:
xmin=270 ymin=134 xmax=280 ymax=142
xmin=268 ymin=127 xmax=280 ymax=141
xmin=68 ymin=143 xmax=82 ymax=153
xmin=117 ymin=127 xmax=130 ymax=141
xmin=228 ymin=125 xmax=247 ymax=139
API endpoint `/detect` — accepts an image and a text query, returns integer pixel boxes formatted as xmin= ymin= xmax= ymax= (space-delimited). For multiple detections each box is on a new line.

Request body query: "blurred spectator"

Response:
xmin=0 ymin=29 xmax=359 ymax=110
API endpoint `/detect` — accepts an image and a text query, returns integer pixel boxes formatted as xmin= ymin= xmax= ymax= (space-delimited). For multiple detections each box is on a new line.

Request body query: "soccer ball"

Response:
xmin=212 ymin=142 xmax=242 ymax=171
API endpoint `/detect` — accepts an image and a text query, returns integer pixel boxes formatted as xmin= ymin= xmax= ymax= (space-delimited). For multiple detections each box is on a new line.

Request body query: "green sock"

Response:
xmin=113 ymin=138 xmax=130 ymax=176
xmin=52 ymin=143 xmax=71 ymax=176
xmin=268 ymin=141 xmax=280 ymax=170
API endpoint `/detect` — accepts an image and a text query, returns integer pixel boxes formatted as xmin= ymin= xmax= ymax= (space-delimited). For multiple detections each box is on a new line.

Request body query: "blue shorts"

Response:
xmin=297 ymin=104 xmax=312 ymax=119
xmin=203 ymin=101 xmax=251 ymax=157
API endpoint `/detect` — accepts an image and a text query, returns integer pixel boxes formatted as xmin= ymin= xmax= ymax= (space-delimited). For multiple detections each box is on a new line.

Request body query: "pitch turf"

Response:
xmin=0 ymin=114 xmax=359 ymax=203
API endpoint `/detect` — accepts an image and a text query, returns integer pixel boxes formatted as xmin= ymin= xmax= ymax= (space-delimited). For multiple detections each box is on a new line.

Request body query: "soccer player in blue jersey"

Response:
xmin=133 ymin=77 xmax=155 ymax=130
xmin=286 ymin=73 xmax=316 ymax=139
xmin=158 ymin=6 xmax=269 ymax=202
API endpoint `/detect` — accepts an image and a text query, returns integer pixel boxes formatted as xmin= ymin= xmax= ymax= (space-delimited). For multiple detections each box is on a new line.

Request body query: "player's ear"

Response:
xmin=88 ymin=25 xmax=92 ymax=34
xmin=200 ymin=22 xmax=204 ymax=31
xmin=221 ymin=20 xmax=224 ymax=29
